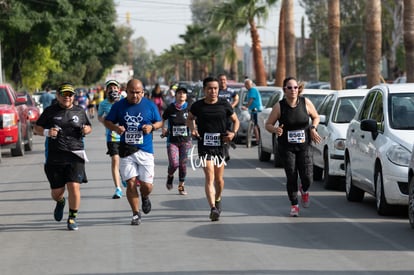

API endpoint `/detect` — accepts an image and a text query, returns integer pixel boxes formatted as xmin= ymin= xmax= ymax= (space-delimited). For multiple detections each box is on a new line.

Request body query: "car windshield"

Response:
xmin=331 ymin=97 xmax=364 ymax=123
xmin=389 ymin=93 xmax=414 ymax=129
xmin=0 ymin=88 xmax=11 ymax=105
xmin=304 ymin=94 xmax=327 ymax=109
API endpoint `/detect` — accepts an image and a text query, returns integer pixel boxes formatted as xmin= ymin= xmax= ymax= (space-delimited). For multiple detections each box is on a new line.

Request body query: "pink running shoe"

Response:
xmin=300 ymin=187 xmax=310 ymax=208
xmin=290 ymin=205 xmax=299 ymax=217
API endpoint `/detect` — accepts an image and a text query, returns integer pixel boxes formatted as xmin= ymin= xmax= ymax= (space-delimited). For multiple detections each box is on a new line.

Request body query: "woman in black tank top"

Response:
xmin=264 ymin=77 xmax=322 ymax=217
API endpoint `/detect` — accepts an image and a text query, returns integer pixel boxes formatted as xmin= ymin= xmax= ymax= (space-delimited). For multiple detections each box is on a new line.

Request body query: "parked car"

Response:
xmin=235 ymin=86 xmax=283 ymax=147
xmin=408 ymin=145 xmax=414 ymax=228
xmin=257 ymin=88 xmax=333 ymax=167
xmin=304 ymin=81 xmax=330 ymax=89
xmin=312 ymin=89 xmax=369 ymax=189
xmin=257 ymin=89 xmax=284 ymax=166
xmin=344 ymin=83 xmax=414 ymax=215
xmin=19 ymin=92 xmax=40 ymax=124
xmin=302 ymin=88 xmax=332 ymax=109
xmin=0 ymin=83 xmax=33 ymax=157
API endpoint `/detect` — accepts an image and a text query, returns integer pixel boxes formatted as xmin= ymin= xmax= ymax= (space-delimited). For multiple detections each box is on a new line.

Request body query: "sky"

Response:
xmin=115 ymin=0 xmax=308 ymax=55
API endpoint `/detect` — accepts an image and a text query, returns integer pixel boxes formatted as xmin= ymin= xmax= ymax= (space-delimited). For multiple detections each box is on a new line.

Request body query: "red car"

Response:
xmin=19 ymin=92 xmax=40 ymax=124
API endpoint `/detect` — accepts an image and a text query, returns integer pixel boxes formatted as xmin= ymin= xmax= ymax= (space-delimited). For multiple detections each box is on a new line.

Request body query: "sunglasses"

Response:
xmin=59 ymin=91 xmax=75 ymax=97
xmin=285 ymin=86 xmax=299 ymax=90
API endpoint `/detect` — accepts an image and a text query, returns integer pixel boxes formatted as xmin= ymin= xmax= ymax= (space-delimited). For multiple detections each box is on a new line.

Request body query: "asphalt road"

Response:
xmin=1 ymin=119 xmax=414 ymax=275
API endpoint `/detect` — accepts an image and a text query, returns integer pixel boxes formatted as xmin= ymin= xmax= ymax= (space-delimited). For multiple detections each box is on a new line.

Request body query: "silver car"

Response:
xmin=344 ymin=83 xmax=414 ymax=215
xmin=235 ymin=86 xmax=283 ymax=147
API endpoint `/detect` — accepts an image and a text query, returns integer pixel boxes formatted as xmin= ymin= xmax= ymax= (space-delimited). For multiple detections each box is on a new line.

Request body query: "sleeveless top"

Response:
xmin=278 ymin=96 xmax=311 ymax=151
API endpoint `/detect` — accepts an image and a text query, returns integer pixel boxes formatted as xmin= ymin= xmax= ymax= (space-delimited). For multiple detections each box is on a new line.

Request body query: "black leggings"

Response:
xmin=279 ymin=146 xmax=313 ymax=205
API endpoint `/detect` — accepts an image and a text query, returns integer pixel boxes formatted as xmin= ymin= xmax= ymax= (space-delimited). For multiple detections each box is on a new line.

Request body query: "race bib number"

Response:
xmin=172 ymin=125 xmax=188 ymax=136
xmin=125 ymin=130 xmax=143 ymax=144
xmin=203 ymin=132 xmax=221 ymax=146
xmin=287 ymin=129 xmax=306 ymax=144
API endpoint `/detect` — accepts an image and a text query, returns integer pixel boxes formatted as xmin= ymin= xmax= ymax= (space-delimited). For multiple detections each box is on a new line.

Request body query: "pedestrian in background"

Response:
xmin=104 ymin=79 xmax=162 ymax=226
xmin=162 ymin=87 xmax=192 ymax=195
xmin=265 ymin=76 xmax=321 ymax=217
xmin=186 ymin=76 xmax=239 ymax=221
xmin=218 ymin=73 xmax=239 ymax=108
xmin=98 ymin=79 xmax=126 ymax=199
xmin=218 ymin=73 xmax=239 ymax=160
xmin=242 ymin=79 xmax=263 ymax=146
xmin=34 ymin=82 xmax=92 ymax=231
xmin=39 ymin=87 xmax=55 ymax=109
xmin=151 ymin=83 xmax=165 ymax=116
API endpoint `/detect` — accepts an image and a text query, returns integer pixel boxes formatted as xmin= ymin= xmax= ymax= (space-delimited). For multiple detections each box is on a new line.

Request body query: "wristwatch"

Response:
xmin=310 ymin=125 xmax=317 ymax=130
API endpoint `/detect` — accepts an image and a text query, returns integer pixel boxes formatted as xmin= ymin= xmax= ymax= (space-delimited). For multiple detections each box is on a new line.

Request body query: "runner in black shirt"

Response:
xmin=187 ymin=76 xmax=239 ymax=221
xmin=34 ymin=82 xmax=92 ymax=231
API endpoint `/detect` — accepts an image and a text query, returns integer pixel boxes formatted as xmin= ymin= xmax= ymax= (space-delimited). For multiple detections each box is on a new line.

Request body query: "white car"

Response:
xmin=344 ymin=83 xmax=414 ymax=215
xmin=257 ymin=89 xmax=284 ymax=166
xmin=257 ymin=88 xmax=332 ymax=167
xmin=235 ymin=86 xmax=283 ymax=147
xmin=312 ymin=89 xmax=368 ymax=189
xmin=408 ymin=145 xmax=414 ymax=228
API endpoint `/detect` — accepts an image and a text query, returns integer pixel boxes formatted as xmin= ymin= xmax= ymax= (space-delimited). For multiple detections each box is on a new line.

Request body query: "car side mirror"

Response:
xmin=319 ymin=115 xmax=326 ymax=125
xmin=361 ymin=119 xmax=378 ymax=139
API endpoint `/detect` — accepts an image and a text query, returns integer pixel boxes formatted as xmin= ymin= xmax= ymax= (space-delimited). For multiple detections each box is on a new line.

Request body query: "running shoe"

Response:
xmin=166 ymin=176 xmax=174 ymax=190
xmin=300 ymin=187 xmax=310 ymax=208
xmin=215 ymin=199 xmax=222 ymax=213
xmin=112 ymin=187 xmax=122 ymax=199
xmin=141 ymin=196 xmax=151 ymax=214
xmin=67 ymin=218 xmax=79 ymax=231
xmin=178 ymin=184 xmax=187 ymax=195
xmin=131 ymin=212 xmax=142 ymax=225
xmin=290 ymin=205 xmax=299 ymax=217
xmin=54 ymin=198 xmax=65 ymax=222
xmin=210 ymin=207 xmax=220 ymax=221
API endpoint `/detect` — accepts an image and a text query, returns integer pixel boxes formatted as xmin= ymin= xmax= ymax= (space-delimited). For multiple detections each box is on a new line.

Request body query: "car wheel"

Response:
xmin=375 ymin=168 xmax=393 ymax=216
xmin=345 ymin=158 xmax=364 ymax=202
xmin=258 ymin=135 xmax=271 ymax=161
xmin=273 ymin=137 xmax=282 ymax=167
xmin=323 ymin=149 xmax=336 ymax=189
xmin=24 ymin=122 xmax=33 ymax=151
xmin=409 ymin=177 xmax=414 ymax=229
xmin=11 ymin=123 xmax=25 ymax=157
xmin=246 ymin=121 xmax=254 ymax=148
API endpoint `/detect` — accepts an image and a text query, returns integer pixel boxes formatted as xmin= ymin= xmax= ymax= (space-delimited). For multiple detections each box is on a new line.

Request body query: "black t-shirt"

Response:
xmin=162 ymin=103 xmax=191 ymax=143
xmin=36 ymin=104 xmax=91 ymax=163
xmin=190 ymin=98 xmax=233 ymax=155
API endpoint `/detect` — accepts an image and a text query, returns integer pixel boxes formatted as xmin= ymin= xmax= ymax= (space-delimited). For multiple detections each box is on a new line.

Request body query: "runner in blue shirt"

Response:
xmin=104 ymin=79 xmax=162 ymax=226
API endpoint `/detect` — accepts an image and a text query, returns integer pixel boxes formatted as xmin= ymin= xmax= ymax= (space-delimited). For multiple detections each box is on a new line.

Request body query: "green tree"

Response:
xmin=0 ymin=0 xmax=120 ymax=89
xmin=210 ymin=1 xmax=246 ymax=81
xmin=234 ymin=0 xmax=278 ymax=86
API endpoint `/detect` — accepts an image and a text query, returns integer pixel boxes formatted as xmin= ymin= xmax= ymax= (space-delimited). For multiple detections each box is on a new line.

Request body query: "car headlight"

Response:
xmin=1 ymin=113 xmax=17 ymax=127
xmin=387 ymin=145 xmax=411 ymax=167
xmin=334 ymin=138 xmax=346 ymax=150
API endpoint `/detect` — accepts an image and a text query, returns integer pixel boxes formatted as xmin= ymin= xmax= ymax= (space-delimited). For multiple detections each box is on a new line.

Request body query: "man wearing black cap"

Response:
xmin=34 ymin=82 xmax=92 ymax=231
xmin=98 ymin=79 xmax=126 ymax=199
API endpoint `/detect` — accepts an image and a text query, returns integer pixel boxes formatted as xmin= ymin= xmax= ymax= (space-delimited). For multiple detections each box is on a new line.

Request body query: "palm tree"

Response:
xmin=236 ymin=0 xmax=278 ymax=86
xmin=284 ymin=0 xmax=296 ymax=78
xmin=210 ymin=2 xmax=246 ymax=81
xmin=328 ymin=0 xmax=342 ymax=90
xmin=275 ymin=2 xmax=286 ymax=86
xmin=365 ymin=0 xmax=382 ymax=88
xmin=404 ymin=0 xmax=414 ymax=82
